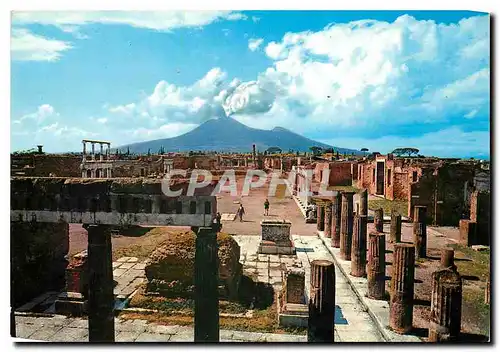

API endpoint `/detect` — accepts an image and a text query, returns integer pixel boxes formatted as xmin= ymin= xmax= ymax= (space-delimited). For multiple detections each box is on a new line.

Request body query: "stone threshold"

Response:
xmin=316 ymin=231 xmax=421 ymax=343
xmin=121 ymin=307 xmax=254 ymax=319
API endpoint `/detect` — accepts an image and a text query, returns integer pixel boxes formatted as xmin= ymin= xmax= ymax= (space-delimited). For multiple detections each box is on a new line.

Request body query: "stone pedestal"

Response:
xmin=284 ymin=268 xmax=306 ymax=304
xmin=459 ymin=219 xmax=477 ymax=247
xmin=413 ymin=206 xmax=427 ymax=259
xmin=359 ymin=189 xmax=368 ymax=216
xmin=55 ymin=250 xmax=89 ymax=316
xmin=351 ymin=215 xmax=367 ymax=277
xmin=194 ymin=227 xmax=219 ymax=342
xmin=340 ymin=192 xmax=354 ymax=260
xmin=428 ymin=268 xmax=462 ymax=342
xmin=332 ymin=192 xmax=342 ymax=248
xmin=87 ymin=224 xmax=115 ymax=342
xmin=308 ymin=260 xmax=335 ymax=342
xmin=367 ymin=232 xmax=386 ymax=300
xmin=324 ymin=203 xmax=332 ymax=238
xmin=258 ymin=220 xmax=295 ymax=254
xmin=390 ymin=212 xmax=402 ymax=243
xmin=440 ymin=249 xmax=456 ymax=270
xmin=389 ymin=243 xmax=415 ymax=334
xmin=374 ymin=208 xmax=384 ymax=232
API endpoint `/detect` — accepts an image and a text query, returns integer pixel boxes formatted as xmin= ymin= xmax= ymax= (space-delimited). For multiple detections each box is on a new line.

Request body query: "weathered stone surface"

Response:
xmin=351 ymin=215 xmax=367 ymax=277
xmin=459 ymin=219 xmax=477 ymax=247
xmin=308 ymin=260 xmax=335 ymax=342
xmin=413 ymin=206 xmax=427 ymax=259
xmin=340 ymin=192 xmax=354 ymax=260
xmin=284 ymin=268 xmax=305 ymax=304
xmin=390 ymin=212 xmax=402 ymax=243
xmin=359 ymin=189 xmax=368 ymax=216
xmin=367 ymin=232 xmax=385 ymax=300
xmin=331 ymin=192 xmax=342 ymax=248
xmin=145 ymin=231 xmax=242 ymax=299
xmin=428 ymin=268 xmax=462 ymax=342
xmin=389 ymin=243 xmax=415 ymax=334
xmin=11 ymin=221 xmax=69 ymax=308
xmin=374 ymin=208 xmax=384 ymax=232
xmin=324 ymin=203 xmax=332 ymax=238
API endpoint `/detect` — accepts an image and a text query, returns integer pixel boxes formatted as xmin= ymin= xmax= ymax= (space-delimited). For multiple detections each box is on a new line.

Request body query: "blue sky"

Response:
xmin=11 ymin=10 xmax=490 ymax=158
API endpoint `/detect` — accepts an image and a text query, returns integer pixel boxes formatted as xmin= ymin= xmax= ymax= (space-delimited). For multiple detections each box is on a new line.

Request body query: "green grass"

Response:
xmin=368 ymin=199 xmax=408 ymax=216
xmin=327 ymin=185 xmax=360 ymax=193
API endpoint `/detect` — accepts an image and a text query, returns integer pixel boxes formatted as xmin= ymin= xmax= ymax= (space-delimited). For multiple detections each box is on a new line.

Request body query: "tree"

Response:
xmin=266 ymin=146 xmax=282 ymax=154
xmin=361 ymin=147 xmax=369 ymax=157
xmin=391 ymin=147 xmax=420 ymax=157
xmin=324 ymin=147 xmax=334 ymax=154
xmin=126 ymin=147 xmax=130 ymax=156
xmin=309 ymin=146 xmax=323 ymax=156
xmin=147 ymin=148 xmax=151 ymax=156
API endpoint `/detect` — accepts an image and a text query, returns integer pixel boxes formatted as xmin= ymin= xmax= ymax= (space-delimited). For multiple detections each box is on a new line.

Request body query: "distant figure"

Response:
xmin=213 ymin=212 xmax=222 ymax=232
xmin=237 ymin=204 xmax=245 ymax=222
xmin=264 ymin=198 xmax=270 ymax=216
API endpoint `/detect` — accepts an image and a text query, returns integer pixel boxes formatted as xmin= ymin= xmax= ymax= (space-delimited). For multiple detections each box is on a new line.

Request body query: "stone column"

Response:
xmin=332 ymin=192 xmax=342 ymax=248
xmin=413 ymin=206 xmax=427 ymax=259
xmin=100 ymin=143 xmax=104 ymax=161
xmin=428 ymin=268 xmax=462 ymax=342
xmin=459 ymin=219 xmax=477 ymax=246
xmin=359 ymin=189 xmax=368 ymax=216
xmin=390 ymin=212 xmax=402 ymax=243
xmin=340 ymin=192 xmax=354 ymax=260
xmin=317 ymin=205 xmax=325 ymax=232
xmin=440 ymin=248 xmax=455 ymax=270
xmin=91 ymin=169 xmax=96 ymax=179
xmin=324 ymin=203 xmax=332 ymax=238
xmin=351 ymin=215 xmax=367 ymax=277
xmin=367 ymin=232 xmax=386 ymax=299
xmin=374 ymin=208 xmax=384 ymax=232
xmin=82 ymin=141 xmax=87 ymax=162
xmin=308 ymin=260 xmax=335 ymax=342
xmin=389 ymin=243 xmax=415 ymax=334
xmin=87 ymin=224 xmax=115 ymax=342
xmin=91 ymin=143 xmax=95 ymax=161
xmin=194 ymin=227 xmax=219 ymax=342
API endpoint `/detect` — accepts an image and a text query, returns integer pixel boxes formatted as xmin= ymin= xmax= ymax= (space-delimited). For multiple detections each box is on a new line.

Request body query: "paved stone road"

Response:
xmin=14 ymin=315 xmax=306 ymax=342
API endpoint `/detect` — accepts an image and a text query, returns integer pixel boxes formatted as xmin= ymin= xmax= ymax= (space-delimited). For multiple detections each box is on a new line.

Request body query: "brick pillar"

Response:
xmin=87 ymin=224 xmax=115 ymax=342
xmin=351 ymin=215 xmax=367 ymax=277
xmin=332 ymin=192 xmax=342 ymax=248
xmin=367 ymin=232 xmax=386 ymax=300
xmin=340 ymin=192 xmax=354 ymax=260
xmin=194 ymin=227 xmax=219 ymax=342
xmin=308 ymin=260 xmax=335 ymax=342
xmin=374 ymin=208 xmax=384 ymax=232
xmin=440 ymin=248 xmax=455 ymax=270
xmin=389 ymin=243 xmax=415 ymax=334
xmin=459 ymin=219 xmax=477 ymax=246
xmin=428 ymin=268 xmax=462 ymax=342
xmin=359 ymin=189 xmax=368 ymax=216
xmin=413 ymin=206 xmax=427 ymax=259
xmin=317 ymin=205 xmax=325 ymax=231
xmin=390 ymin=212 xmax=402 ymax=243
xmin=324 ymin=203 xmax=332 ymax=238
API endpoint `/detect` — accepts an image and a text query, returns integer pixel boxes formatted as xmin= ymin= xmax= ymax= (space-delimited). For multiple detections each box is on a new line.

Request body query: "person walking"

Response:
xmin=237 ymin=204 xmax=245 ymax=222
xmin=264 ymin=198 xmax=270 ymax=216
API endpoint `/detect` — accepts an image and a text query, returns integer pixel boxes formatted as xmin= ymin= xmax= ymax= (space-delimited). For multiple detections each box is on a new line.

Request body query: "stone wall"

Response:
xmin=393 ymin=172 xmax=409 ymax=200
xmin=11 ymin=221 xmax=69 ymax=307
xmin=470 ymin=190 xmax=490 ymax=245
xmin=11 ymin=154 xmax=81 ymax=177
xmin=314 ymin=162 xmax=352 ymax=187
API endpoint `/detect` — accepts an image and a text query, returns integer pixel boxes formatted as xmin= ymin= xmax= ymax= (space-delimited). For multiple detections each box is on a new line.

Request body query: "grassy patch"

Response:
xmin=368 ymin=199 xmax=408 ymax=216
xmin=327 ymin=185 xmax=360 ymax=193
xmin=448 ymin=244 xmax=490 ymax=281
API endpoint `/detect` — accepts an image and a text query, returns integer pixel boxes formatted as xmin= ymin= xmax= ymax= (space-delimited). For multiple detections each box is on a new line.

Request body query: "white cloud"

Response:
xmin=12 ymin=11 xmax=247 ymax=32
xmin=13 ymin=104 xmax=58 ymax=124
xmin=11 ymin=28 xmax=73 ymax=62
xmin=222 ymin=14 xmax=490 ymax=137
xmin=248 ymin=38 xmax=264 ymax=51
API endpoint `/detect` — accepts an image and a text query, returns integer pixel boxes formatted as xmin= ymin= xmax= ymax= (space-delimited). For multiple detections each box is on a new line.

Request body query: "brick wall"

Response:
xmin=11 ymin=154 xmax=82 ymax=177
xmin=393 ymin=172 xmax=409 ymax=200
xmin=11 ymin=221 xmax=69 ymax=307
xmin=314 ymin=162 xmax=352 ymax=187
xmin=470 ymin=190 xmax=490 ymax=245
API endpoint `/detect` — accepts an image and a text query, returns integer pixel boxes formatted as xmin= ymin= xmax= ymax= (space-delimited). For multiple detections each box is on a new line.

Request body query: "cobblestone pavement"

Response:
xmin=14 ymin=315 xmax=306 ymax=342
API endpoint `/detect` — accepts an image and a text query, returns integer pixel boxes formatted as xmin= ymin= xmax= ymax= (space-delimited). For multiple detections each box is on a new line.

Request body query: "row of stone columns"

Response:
xmin=319 ymin=191 xmax=464 ymax=342
xmin=73 ymin=225 xmax=219 ymax=342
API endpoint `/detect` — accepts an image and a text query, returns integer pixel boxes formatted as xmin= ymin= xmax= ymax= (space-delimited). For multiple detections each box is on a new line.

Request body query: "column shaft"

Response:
xmin=87 ymin=224 xmax=115 ymax=342
xmin=390 ymin=212 xmax=402 ymax=243
xmin=367 ymin=232 xmax=385 ymax=299
xmin=194 ymin=227 xmax=219 ymax=342
xmin=413 ymin=206 xmax=427 ymax=259
xmin=389 ymin=243 xmax=415 ymax=334
xmin=324 ymin=203 xmax=332 ymax=238
xmin=351 ymin=215 xmax=367 ymax=277
xmin=359 ymin=189 xmax=368 ymax=216
xmin=307 ymin=260 xmax=335 ymax=343
xmin=374 ymin=208 xmax=384 ymax=232
xmin=331 ymin=192 xmax=342 ymax=248
xmin=340 ymin=192 xmax=354 ymax=260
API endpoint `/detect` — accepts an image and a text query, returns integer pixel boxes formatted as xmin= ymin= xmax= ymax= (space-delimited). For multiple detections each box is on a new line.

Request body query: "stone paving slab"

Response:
xmin=317 ymin=231 xmax=421 ymax=343
xmin=14 ymin=315 xmax=307 ymax=342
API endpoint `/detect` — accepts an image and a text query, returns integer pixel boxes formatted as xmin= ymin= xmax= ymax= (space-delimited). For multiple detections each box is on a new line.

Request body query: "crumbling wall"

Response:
xmin=393 ymin=172 xmax=409 ymax=200
xmin=314 ymin=162 xmax=352 ymax=186
xmin=11 ymin=221 xmax=69 ymax=307
xmin=145 ymin=231 xmax=242 ymax=299
xmin=470 ymin=190 xmax=490 ymax=245
xmin=11 ymin=154 xmax=81 ymax=177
